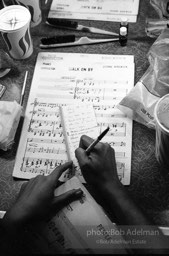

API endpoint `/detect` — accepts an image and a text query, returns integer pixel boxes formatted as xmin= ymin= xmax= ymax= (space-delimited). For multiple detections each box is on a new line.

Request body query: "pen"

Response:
xmin=20 ymin=70 xmax=28 ymax=106
xmin=86 ymin=126 xmax=110 ymax=155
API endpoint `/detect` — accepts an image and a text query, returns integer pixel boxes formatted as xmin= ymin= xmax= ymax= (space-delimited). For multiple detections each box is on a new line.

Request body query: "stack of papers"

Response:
xmin=48 ymin=0 xmax=140 ymax=23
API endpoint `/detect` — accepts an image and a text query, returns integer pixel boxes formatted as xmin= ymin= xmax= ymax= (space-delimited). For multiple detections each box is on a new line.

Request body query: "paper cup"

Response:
xmin=154 ymin=94 xmax=169 ymax=168
xmin=12 ymin=0 xmax=42 ymax=27
xmin=0 ymin=5 xmax=33 ymax=60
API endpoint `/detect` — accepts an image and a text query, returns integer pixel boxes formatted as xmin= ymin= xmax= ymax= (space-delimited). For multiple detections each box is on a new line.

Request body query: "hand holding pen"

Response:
xmin=75 ymin=133 xmax=121 ymax=189
xmin=86 ymin=126 xmax=110 ymax=154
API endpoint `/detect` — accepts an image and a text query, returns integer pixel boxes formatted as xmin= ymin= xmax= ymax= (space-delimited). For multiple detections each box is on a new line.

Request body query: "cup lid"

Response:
xmin=0 ymin=5 xmax=30 ymax=32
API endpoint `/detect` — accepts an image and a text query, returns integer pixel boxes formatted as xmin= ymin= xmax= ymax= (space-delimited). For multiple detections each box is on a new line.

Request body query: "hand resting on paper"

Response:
xmin=75 ymin=135 xmax=169 ymax=254
xmin=1 ymin=161 xmax=83 ymax=233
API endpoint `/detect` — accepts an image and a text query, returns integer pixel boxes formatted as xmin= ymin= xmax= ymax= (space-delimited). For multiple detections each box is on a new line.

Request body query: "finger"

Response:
xmin=48 ymin=161 xmax=73 ymax=183
xmin=19 ymin=181 xmax=28 ymax=194
xmin=75 ymin=147 xmax=89 ymax=167
xmin=53 ymin=188 xmax=83 ymax=211
xmin=79 ymin=135 xmax=94 ymax=149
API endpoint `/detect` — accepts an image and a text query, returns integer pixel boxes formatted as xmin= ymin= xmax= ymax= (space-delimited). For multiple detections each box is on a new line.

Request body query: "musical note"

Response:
xmin=75 ymin=95 xmax=122 ymax=102
xmin=94 ymin=104 xmax=116 ymax=110
xmin=29 ymin=128 xmax=63 ymax=137
xmin=27 ymin=146 xmax=66 ymax=155
xmin=116 ymin=162 xmax=125 ymax=181
xmin=27 ymin=137 xmax=64 ymax=144
xmin=30 ymin=119 xmax=61 ymax=128
xmin=109 ymin=141 xmax=126 ymax=147
xmin=21 ymin=157 xmax=67 ymax=175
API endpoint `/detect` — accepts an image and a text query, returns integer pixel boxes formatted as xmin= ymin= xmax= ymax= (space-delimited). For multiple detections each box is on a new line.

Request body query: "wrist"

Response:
xmin=102 ymin=176 xmax=123 ymax=190
xmin=100 ymin=178 xmax=125 ymax=198
xmin=2 ymin=207 xmax=28 ymax=234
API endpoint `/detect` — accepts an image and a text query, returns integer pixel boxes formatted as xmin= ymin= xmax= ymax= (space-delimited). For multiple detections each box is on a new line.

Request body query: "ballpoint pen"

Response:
xmin=86 ymin=126 xmax=110 ymax=155
xmin=46 ymin=18 xmax=119 ymax=37
xmin=40 ymin=35 xmax=119 ymax=49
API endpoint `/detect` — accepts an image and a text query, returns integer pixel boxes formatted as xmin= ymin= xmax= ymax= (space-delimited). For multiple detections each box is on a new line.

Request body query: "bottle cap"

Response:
xmin=120 ymin=26 xmax=127 ymax=36
xmin=121 ymin=16 xmax=128 ymax=25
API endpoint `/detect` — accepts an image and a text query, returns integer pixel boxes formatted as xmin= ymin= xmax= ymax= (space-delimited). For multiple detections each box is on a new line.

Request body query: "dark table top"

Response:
xmin=1 ymin=0 xmax=169 ymax=227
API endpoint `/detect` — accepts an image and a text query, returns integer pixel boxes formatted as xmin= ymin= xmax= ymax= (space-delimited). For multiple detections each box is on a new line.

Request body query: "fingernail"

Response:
xmin=75 ymin=188 xmax=83 ymax=196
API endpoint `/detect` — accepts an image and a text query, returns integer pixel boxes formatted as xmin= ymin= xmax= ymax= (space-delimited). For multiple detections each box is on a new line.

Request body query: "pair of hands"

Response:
xmin=3 ymin=135 xmax=120 ymax=228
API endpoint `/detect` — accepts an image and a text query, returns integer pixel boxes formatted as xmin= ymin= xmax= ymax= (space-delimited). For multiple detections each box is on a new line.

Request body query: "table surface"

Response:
xmin=1 ymin=0 xmax=169 ymax=227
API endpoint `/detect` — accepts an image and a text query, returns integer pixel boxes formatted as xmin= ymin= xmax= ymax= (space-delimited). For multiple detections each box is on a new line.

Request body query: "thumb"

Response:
xmin=75 ymin=147 xmax=89 ymax=168
xmin=52 ymin=188 xmax=83 ymax=212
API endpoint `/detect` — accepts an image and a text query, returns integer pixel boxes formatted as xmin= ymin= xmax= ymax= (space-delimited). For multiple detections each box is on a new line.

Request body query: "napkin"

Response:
xmin=0 ymin=101 xmax=22 ymax=151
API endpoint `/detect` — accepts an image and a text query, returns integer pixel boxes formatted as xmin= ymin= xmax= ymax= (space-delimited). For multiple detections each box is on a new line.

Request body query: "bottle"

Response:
xmin=119 ymin=27 xmax=127 ymax=46
xmin=120 ymin=17 xmax=129 ymax=33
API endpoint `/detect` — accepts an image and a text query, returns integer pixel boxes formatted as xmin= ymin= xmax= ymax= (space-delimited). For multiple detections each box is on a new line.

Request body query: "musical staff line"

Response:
xmin=27 ymin=137 xmax=64 ymax=144
xmin=27 ymin=146 xmax=66 ymax=155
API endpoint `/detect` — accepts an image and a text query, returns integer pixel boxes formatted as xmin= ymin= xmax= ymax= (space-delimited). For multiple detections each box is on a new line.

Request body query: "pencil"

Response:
xmin=20 ymin=71 xmax=28 ymax=106
xmin=86 ymin=126 xmax=110 ymax=154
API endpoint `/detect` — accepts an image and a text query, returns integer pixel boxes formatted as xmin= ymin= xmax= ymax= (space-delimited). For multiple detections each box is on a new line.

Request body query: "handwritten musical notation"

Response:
xmin=13 ymin=52 xmax=134 ymax=185
xmin=60 ymin=104 xmax=99 ymax=183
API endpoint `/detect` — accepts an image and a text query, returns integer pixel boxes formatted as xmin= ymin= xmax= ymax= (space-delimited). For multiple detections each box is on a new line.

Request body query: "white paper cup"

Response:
xmin=154 ymin=94 xmax=169 ymax=168
xmin=0 ymin=5 xmax=33 ymax=60
xmin=12 ymin=0 xmax=42 ymax=27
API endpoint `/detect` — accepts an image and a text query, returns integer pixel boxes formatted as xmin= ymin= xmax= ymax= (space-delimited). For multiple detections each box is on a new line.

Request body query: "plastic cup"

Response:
xmin=0 ymin=5 xmax=33 ymax=60
xmin=154 ymin=94 xmax=169 ymax=168
xmin=12 ymin=0 xmax=42 ymax=27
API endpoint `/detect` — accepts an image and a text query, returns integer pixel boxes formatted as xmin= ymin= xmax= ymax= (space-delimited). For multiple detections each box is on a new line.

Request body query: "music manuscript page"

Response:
xmin=13 ymin=52 xmax=134 ymax=185
xmin=49 ymin=0 xmax=140 ymax=22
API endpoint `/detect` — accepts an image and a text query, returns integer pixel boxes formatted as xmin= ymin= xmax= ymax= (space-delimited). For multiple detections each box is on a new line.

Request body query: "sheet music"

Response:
xmin=48 ymin=0 xmax=140 ymax=23
xmin=13 ymin=52 xmax=134 ymax=185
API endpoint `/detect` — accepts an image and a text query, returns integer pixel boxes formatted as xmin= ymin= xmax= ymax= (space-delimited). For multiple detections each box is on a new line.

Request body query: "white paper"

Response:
xmin=48 ymin=0 xmax=140 ymax=23
xmin=60 ymin=104 xmax=99 ymax=183
xmin=36 ymin=177 xmax=128 ymax=253
xmin=13 ymin=52 xmax=134 ymax=185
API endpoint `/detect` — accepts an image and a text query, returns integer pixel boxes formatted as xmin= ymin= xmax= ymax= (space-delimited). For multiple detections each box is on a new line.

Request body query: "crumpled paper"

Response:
xmin=0 ymin=101 xmax=22 ymax=151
